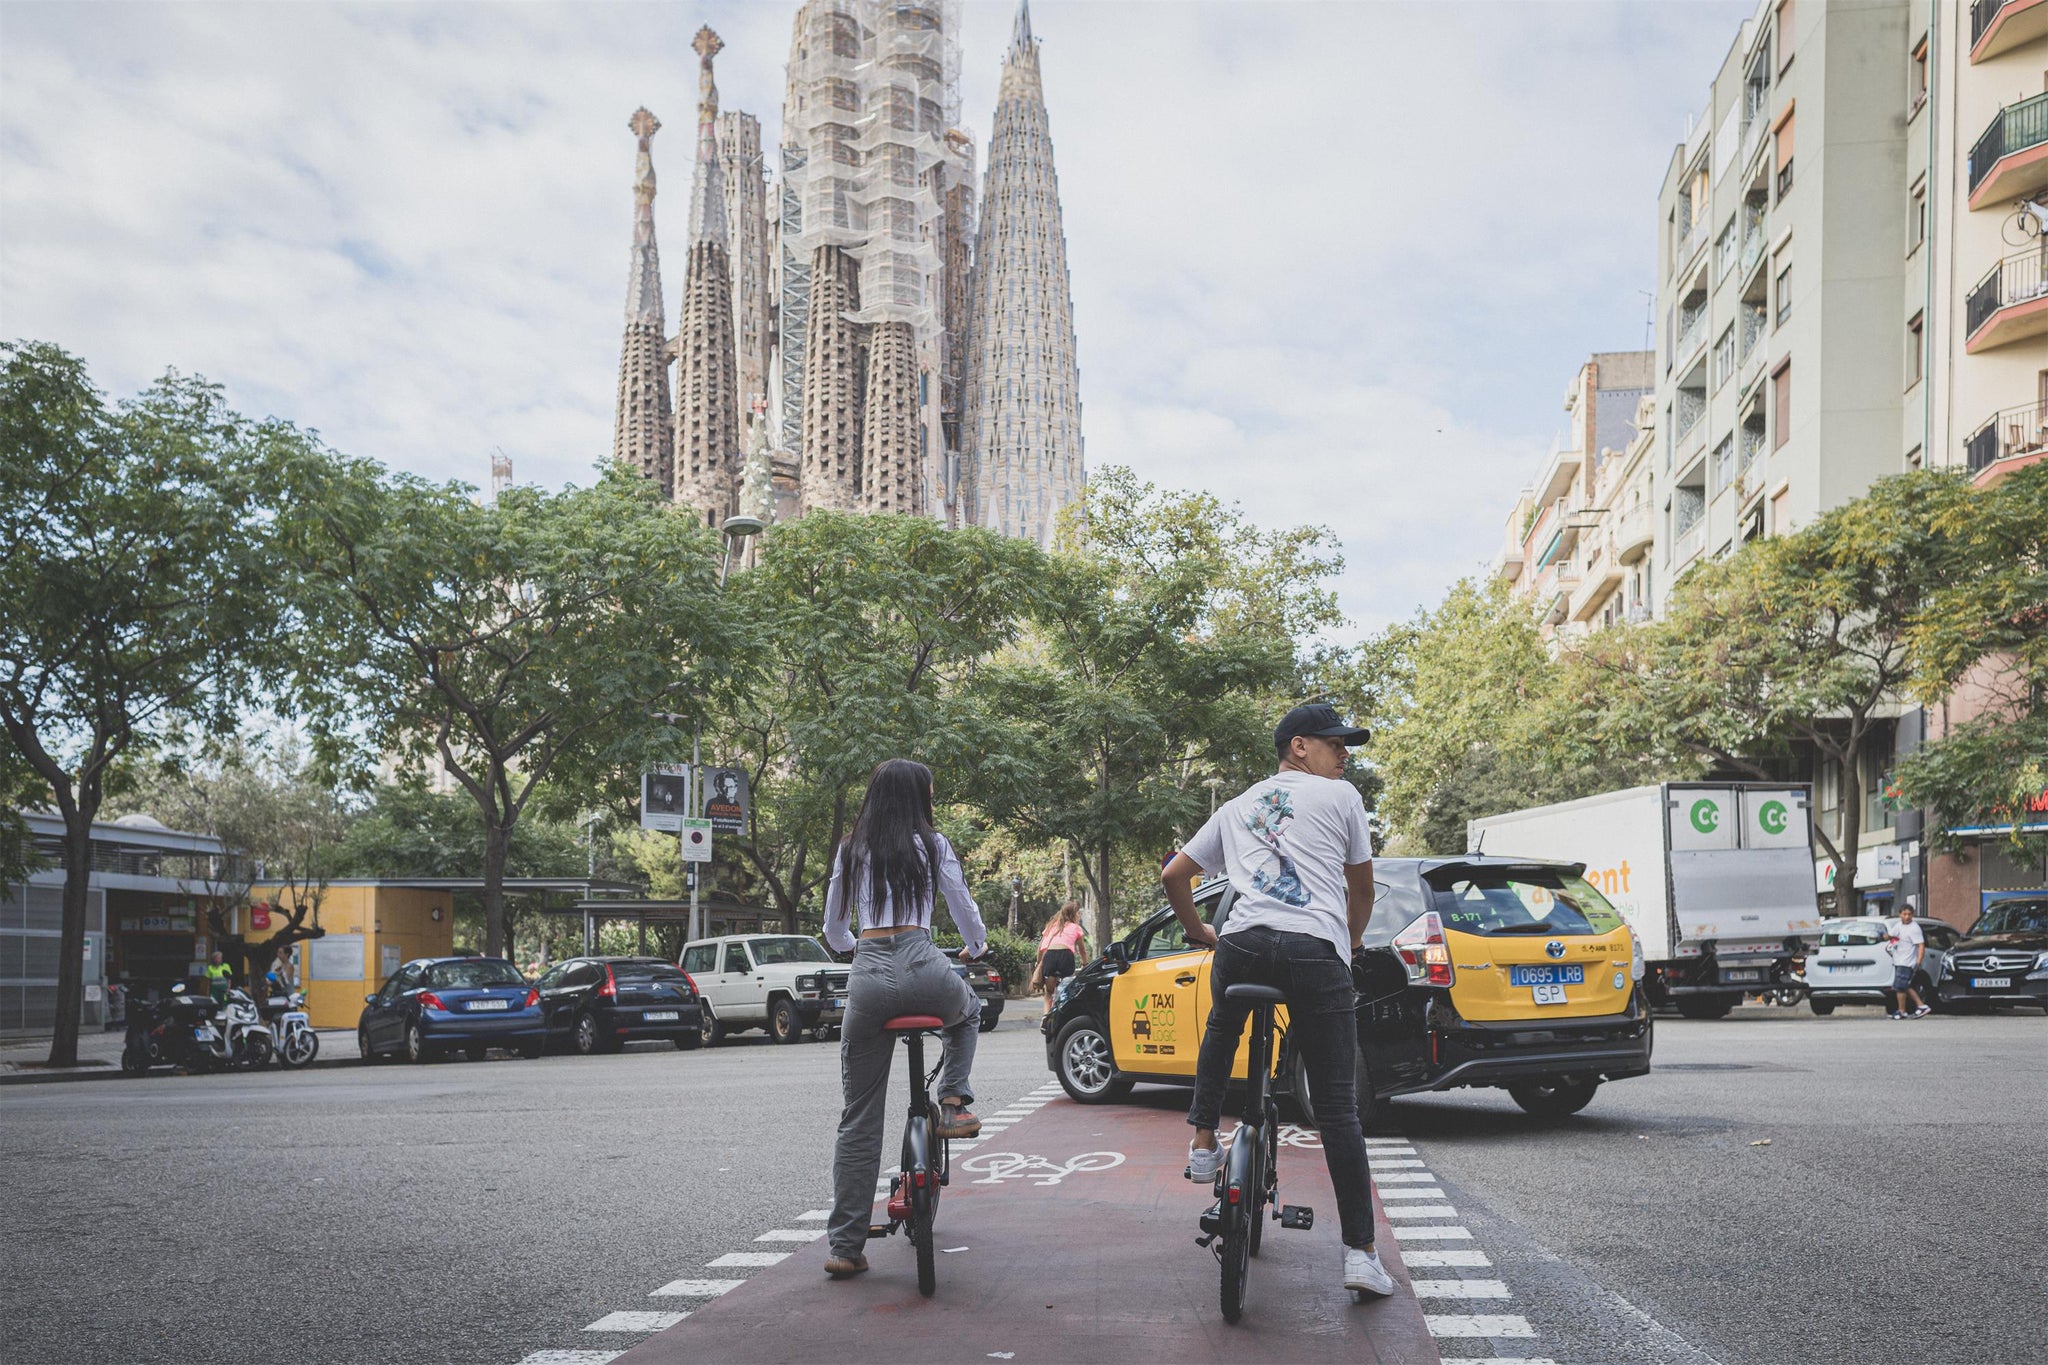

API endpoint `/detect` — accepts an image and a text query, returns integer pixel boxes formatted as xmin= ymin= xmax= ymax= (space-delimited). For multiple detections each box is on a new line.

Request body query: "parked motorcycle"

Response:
xmin=213 ymin=989 xmax=274 ymax=1068
xmin=120 ymin=983 xmax=226 ymax=1075
xmin=263 ymin=988 xmax=320 ymax=1069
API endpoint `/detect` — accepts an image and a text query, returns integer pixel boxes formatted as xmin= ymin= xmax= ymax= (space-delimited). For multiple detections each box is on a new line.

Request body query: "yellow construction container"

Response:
xmin=252 ymin=882 xmax=456 ymax=1030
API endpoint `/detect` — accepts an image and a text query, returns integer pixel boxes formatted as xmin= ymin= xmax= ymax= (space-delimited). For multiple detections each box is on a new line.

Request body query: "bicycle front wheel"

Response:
xmin=1219 ymin=1196 xmax=1249 ymax=1323
xmin=913 ymin=1184 xmax=937 ymax=1297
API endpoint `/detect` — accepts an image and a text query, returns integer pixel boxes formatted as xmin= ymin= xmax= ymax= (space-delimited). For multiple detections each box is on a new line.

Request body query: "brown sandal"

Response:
xmin=935 ymin=1100 xmax=982 ymax=1139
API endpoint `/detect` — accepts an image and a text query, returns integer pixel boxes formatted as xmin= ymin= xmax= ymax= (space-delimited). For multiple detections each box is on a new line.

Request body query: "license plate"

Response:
xmin=467 ymin=999 xmax=511 ymax=1011
xmin=194 ymin=1027 xmax=214 ymax=1040
xmin=1531 ymin=983 xmax=1568 ymax=1005
xmin=1722 ymin=969 xmax=1764 ymax=983
xmin=832 ymin=998 xmax=850 ymax=1011
xmin=1972 ymin=977 xmax=2011 ymax=990
xmin=644 ymin=1010 xmax=679 ymax=1022
xmin=1510 ymin=964 xmax=1584 ymax=987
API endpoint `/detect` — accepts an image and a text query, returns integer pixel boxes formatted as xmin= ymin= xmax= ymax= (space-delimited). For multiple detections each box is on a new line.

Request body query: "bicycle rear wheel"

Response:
xmin=1219 ymin=1195 xmax=1249 ymax=1323
xmin=912 ymin=1184 xmax=937 ymax=1297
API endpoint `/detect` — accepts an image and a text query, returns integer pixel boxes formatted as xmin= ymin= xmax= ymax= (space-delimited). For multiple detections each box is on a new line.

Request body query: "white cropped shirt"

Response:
xmin=821 ymin=831 xmax=987 ymax=957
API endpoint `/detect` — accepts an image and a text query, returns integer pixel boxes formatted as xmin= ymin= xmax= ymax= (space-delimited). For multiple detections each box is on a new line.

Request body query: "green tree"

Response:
xmin=713 ymin=511 xmax=1046 ymax=926
xmin=980 ymin=469 xmax=1342 ymax=947
xmin=290 ymin=460 xmax=738 ymax=958
xmin=1895 ymin=462 xmax=2048 ymax=853
xmin=0 ymin=343 xmax=312 ymax=1065
xmin=1634 ymin=472 xmax=1971 ymax=912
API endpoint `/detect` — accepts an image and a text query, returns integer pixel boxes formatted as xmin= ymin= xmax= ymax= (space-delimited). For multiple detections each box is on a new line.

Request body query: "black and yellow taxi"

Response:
xmin=1042 ymin=856 xmax=1653 ymax=1121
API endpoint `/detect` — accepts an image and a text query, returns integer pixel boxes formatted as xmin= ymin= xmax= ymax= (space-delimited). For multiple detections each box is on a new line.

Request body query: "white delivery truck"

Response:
xmin=1468 ymin=783 xmax=1822 ymax=1019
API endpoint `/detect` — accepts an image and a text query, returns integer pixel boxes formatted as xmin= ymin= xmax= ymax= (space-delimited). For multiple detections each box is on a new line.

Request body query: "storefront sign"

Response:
xmin=251 ymin=904 xmax=272 ymax=931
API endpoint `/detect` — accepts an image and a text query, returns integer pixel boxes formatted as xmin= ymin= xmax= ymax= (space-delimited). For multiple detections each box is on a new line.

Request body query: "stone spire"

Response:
xmin=964 ymin=0 xmax=1085 ymax=546
xmin=672 ymin=26 xmax=743 ymax=524
xmin=719 ymin=109 xmax=774 ymax=433
xmin=613 ymin=107 xmax=674 ymax=489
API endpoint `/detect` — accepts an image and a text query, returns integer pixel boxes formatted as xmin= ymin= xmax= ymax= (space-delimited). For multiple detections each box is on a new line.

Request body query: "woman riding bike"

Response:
xmin=821 ymin=759 xmax=988 ymax=1280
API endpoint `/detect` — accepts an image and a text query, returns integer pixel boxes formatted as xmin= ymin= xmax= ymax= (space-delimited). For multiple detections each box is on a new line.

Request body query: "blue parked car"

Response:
xmin=358 ymin=956 xmax=545 ymax=1064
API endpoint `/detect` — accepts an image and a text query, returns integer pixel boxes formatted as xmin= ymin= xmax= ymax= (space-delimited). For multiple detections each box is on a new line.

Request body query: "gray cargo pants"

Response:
xmin=827 ymin=929 xmax=981 ymax=1259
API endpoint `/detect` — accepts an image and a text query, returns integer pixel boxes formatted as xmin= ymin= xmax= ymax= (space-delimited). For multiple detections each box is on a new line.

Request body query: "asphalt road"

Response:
xmin=2 ymin=1004 xmax=2042 ymax=1365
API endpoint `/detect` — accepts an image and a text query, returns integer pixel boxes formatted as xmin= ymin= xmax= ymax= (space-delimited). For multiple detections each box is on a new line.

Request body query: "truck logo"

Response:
xmin=1689 ymin=799 xmax=1720 ymax=834
xmin=1545 ymin=940 xmax=1566 ymax=959
xmin=1757 ymin=800 xmax=1788 ymax=835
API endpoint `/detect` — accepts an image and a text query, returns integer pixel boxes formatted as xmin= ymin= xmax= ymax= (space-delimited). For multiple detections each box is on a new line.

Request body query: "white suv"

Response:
xmin=679 ymin=934 xmax=847 ymax=1045
xmin=1806 ymin=916 xmax=1958 ymax=1014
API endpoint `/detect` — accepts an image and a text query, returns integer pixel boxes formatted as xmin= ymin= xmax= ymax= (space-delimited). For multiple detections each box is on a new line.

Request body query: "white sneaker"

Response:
xmin=1344 ymin=1246 xmax=1395 ymax=1297
xmin=1186 ymin=1139 xmax=1224 ymax=1182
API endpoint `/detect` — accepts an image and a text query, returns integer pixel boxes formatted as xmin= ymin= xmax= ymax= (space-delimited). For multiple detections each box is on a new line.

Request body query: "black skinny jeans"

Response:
xmin=1187 ymin=925 xmax=1377 ymax=1250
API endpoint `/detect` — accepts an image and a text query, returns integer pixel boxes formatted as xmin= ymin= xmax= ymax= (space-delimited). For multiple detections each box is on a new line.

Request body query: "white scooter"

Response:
xmin=213 ymin=989 xmax=274 ymax=1068
xmin=265 ymin=988 xmax=320 ymax=1069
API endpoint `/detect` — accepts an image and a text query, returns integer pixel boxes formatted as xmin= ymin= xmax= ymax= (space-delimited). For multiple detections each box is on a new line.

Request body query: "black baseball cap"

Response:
xmin=1274 ymin=703 xmax=1370 ymax=757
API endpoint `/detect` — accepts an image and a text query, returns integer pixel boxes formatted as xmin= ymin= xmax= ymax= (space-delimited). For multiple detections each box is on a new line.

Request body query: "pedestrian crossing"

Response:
xmin=1368 ymin=1134 xmax=1558 ymax=1365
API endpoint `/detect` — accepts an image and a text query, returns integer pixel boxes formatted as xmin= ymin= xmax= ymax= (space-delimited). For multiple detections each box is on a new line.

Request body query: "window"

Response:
xmin=1771 ymin=483 xmax=1791 ymax=533
xmin=1773 ymin=361 xmax=1793 ymax=449
xmin=680 ymin=944 xmax=716 ymax=975
xmin=721 ymin=942 xmax=752 ymax=974
xmin=1774 ymin=105 xmax=1796 ymax=199
xmin=1908 ymin=182 xmax=1926 ymax=253
xmin=1909 ymin=37 xmax=1928 ymax=114
xmin=1714 ymin=325 xmax=1736 ymax=387
xmin=428 ymin=960 xmax=528 ymax=989
xmin=1906 ymin=312 xmax=1924 ymax=387
xmin=1775 ymin=262 xmax=1793 ymax=326
xmin=1776 ymin=0 xmax=1795 ymax=70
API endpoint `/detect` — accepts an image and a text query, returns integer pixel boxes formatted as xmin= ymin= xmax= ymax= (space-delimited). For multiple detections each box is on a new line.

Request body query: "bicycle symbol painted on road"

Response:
xmin=955 ymin=1150 xmax=1127 ymax=1186
xmin=1277 ymin=1124 xmax=1323 ymax=1150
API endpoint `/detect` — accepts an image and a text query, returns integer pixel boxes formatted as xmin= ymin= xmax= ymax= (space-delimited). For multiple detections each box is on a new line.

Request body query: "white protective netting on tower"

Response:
xmin=786 ymin=0 xmax=871 ymax=252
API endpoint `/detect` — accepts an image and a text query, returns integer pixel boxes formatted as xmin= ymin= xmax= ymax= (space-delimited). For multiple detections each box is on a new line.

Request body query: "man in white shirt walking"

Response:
xmin=1887 ymin=901 xmax=1931 ymax=1019
xmin=1161 ymin=703 xmax=1393 ymax=1299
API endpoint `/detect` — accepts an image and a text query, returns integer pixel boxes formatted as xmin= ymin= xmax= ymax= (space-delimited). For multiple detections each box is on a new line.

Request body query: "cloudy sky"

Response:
xmin=2 ymin=0 xmax=1750 ymax=632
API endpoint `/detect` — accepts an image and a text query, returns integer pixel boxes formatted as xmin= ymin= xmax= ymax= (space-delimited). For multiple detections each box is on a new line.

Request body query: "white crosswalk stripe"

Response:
xmin=1401 ymin=1249 xmax=1492 ymax=1267
xmin=1438 ymin=1358 xmax=1557 ymax=1365
xmin=1411 ymin=1279 xmax=1510 ymax=1299
xmin=649 ymin=1279 xmax=745 ymax=1297
xmin=1425 ymin=1314 xmax=1537 ymax=1337
xmin=795 ymin=1210 xmax=829 ymax=1220
xmin=1383 ymin=1204 xmax=1459 ymax=1219
xmin=1390 ymin=1224 xmax=1472 ymax=1239
xmin=1374 ymin=1158 xmax=1426 ymax=1168
xmin=518 ymin=1353 xmax=624 ymax=1365
xmin=1375 ymin=1187 xmax=1446 ymax=1200
xmin=706 ymin=1252 xmax=791 ymax=1268
xmin=755 ymin=1229 xmax=824 ymax=1242
xmin=584 ymin=1312 xmax=689 ymax=1332
xmin=1375 ymin=1171 xmax=1440 ymax=1183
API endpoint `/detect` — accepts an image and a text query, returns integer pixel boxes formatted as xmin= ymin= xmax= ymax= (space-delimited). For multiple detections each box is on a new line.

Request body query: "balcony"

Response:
xmin=1612 ymin=503 xmax=1655 ymax=563
xmin=1968 ymin=91 xmax=2048 ymax=208
xmin=1531 ymin=440 xmax=1582 ymax=508
xmin=1964 ymin=249 xmax=2048 ymax=351
xmin=1965 ymin=402 xmax=2048 ymax=487
xmin=1675 ymin=307 xmax=1709 ymax=366
xmin=1972 ymin=0 xmax=2048 ymax=62
xmin=1494 ymin=543 xmax=1525 ymax=584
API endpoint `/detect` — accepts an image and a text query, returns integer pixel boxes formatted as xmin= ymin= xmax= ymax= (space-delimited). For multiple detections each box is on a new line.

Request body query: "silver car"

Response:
xmin=1806 ymin=916 xmax=1959 ymax=1014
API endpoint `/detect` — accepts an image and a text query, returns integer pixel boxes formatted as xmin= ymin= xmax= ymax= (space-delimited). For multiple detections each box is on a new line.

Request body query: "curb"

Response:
xmin=0 ymin=1034 xmax=362 ymax=1087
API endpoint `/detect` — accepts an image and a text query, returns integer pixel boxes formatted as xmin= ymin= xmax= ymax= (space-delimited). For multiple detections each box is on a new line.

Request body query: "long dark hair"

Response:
xmin=838 ymin=759 xmax=941 ymax=920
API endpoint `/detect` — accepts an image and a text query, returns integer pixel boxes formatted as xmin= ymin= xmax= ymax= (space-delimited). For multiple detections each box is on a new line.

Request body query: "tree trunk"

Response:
xmin=47 ymin=818 xmax=95 ymax=1068
xmin=1835 ymin=733 xmax=1865 ymax=919
xmin=1091 ymin=839 xmax=1114 ymax=952
xmin=483 ymin=819 xmax=510 ymax=959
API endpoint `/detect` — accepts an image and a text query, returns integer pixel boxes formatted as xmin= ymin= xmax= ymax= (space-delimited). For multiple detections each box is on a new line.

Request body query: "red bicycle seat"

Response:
xmin=882 ymin=1015 xmax=945 ymax=1032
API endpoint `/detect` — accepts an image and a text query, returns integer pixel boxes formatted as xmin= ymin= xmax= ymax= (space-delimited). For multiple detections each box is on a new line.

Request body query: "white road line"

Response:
xmin=1388 ymin=1225 xmax=1472 ymax=1240
xmin=755 ymin=1229 xmax=825 ymax=1242
xmin=1425 ymin=1314 xmax=1537 ymax=1338
xmin=1375 ymin=1188 xmax=1446 ymax=1201
xmin=584 ymin=1311 xmax=690 ymax=1332
xmin=1365 ymin=1137 xmax=1413 ymax=1146
xmin=1383 ymin=1205 xmax=1460 ymax=1219
xmin=649 ymin=1279 xmax=745 ymax=1297
xmin=519 ymin=1352 xmax=625 ymax=1364
xmin=1375 ymin=1159 xmax=1427 ymax=1168
xmin=1366 ymin=1146 xmax=1418 ymax=1155
xmin=1375 ymin=1172 xmax=1440 ymax=1183
xmin=1401 ymin=1249 xmax=1493 ymax=1267
xmin=1439 ymin=1358 xmax=1557 ymax=1365
xmin=1411 ymin=1279 xmax=1511 ymax=1299
xmin=796 ymin=1210 xmax=830 ymax=1220
xmin=707 ymin=1251 xmax=791 ymax=1268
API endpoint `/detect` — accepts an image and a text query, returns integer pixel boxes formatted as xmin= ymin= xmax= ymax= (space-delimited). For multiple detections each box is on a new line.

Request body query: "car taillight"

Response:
xmin=679 ymin=971 xmax=699 ymax=997
xmin=988 ymin=973 xmax=1002 ymax=984
xmin=419 ymin=991 xmax=447 ymax=1011
xmin=1392 ymin=912 xmax=1455 ymax=987
xmin=1630 ymin=931 xmax=1645 ymax=982
xmin=599 ymin=966 xmax=617 ymax=999
xmin=524 ymin=988 xmax=540 ymax=1008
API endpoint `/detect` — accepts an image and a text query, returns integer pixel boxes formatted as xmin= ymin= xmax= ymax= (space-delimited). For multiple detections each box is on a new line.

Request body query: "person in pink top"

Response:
xmin=1033 ymin=901 xmax=1088 ymax=1016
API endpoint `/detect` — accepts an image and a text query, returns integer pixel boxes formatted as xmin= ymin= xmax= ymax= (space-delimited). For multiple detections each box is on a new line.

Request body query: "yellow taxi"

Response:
xmin=1042 ymin=856 xmax=1653 ymax=1120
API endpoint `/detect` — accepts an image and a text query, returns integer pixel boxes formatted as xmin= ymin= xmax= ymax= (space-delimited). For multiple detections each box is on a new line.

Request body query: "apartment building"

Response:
xmin=1493 ymin=352 xmax=1655 ymax=639
xmin=1652 ymin=0 xmax=1909 ymax=584
xmin=1915 ymin=0 xmax=2048 ymax=487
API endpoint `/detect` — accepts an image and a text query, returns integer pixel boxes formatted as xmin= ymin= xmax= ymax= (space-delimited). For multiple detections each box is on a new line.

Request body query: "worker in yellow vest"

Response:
xmin=204 ymin=951 xmax=233 ymax=1005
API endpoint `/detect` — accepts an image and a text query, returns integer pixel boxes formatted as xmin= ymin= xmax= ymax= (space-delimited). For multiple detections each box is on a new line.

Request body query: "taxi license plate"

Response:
xmin=1972 ymin=977 xmax=2011 ymax=990
xmin=644 ymin=1010 xmax=680 ymax=1022
xmin=1531 ymin=983 xmax=1568 ymax=1005
xmin=1510 ymin=965 xmax=1584 ymax=987
xmin=467 ymin=999 xmax=510 ymax=1011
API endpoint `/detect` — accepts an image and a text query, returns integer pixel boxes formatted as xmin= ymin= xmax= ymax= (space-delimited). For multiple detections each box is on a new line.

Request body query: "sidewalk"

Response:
xmin=616 ymin=1089 xmax=1441 ymax=1365
xmin=0 ymin=1026 xmax=357 ymax=1083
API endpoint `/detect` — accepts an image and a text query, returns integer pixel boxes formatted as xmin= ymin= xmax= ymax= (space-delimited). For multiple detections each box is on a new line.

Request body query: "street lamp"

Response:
xmin=718 ymin=515 xmax=766 ymax=588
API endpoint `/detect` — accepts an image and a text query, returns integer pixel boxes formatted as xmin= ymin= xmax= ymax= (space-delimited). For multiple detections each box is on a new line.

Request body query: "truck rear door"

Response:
xmin=1667 ymin=786 xmax=1820 ymax=950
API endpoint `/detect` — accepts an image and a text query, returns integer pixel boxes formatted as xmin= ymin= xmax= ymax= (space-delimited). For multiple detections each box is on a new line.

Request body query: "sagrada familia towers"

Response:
xmin=610 ymin=1 xmax=1083 ymax=546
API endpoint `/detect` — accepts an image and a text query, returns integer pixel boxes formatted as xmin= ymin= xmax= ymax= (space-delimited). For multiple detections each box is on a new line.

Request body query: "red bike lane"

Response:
xmin=617 ymin=1090 xmax=1440 ymax=1364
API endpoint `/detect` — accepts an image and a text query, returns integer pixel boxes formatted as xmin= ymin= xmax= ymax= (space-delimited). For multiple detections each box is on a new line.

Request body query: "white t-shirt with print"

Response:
xmin=1180 ymin=769 xmax=1374 ymax=962
xmin=1887 ymin=920 xmax=1924 ymax=968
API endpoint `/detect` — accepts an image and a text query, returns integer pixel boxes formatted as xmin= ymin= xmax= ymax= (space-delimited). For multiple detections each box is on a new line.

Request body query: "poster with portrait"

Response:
xmin=702 ymin=766 xmax=751 ymax=836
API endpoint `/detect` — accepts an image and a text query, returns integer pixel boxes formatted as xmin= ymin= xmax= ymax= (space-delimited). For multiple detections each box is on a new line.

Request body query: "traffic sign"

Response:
xmin=679 ymin=818 xmax=713 ymax=863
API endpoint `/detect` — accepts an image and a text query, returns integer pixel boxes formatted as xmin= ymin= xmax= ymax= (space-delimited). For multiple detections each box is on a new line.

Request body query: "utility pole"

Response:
xmin=1007 ymin=874 xmax=1022 ymax=934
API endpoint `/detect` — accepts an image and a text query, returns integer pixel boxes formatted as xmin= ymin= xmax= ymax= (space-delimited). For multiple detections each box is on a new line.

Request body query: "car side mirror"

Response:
xmin=1106 ymin=941 xmax=1131 ymax=973
xmin=365 ymin=994 xmax=377 ymax=1004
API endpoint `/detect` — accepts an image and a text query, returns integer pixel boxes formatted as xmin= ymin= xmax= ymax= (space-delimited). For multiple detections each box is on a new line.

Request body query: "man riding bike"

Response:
xmin=1160 ymin=702 xmax=1393 ymax=1299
